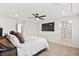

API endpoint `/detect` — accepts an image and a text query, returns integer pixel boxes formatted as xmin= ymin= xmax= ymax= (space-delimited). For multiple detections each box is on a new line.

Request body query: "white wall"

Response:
xmin=72 ymin=4 xmax=79 ymax=48
xmin=0 ymin=16 xmax=16 ymax=35
xmin=72 ymin=15 xmax=79 ymax=48
xmin=23 ymin=21 xmax=38 ymax=38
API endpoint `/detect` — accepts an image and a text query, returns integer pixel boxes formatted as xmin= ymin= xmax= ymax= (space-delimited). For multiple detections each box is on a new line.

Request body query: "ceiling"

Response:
xmin=0 ymin=3 xmax=78 ymax=21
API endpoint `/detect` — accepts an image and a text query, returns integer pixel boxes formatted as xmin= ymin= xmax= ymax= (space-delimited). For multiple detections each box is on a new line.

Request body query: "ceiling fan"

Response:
xmin=28 ymin=13 xmax=46 ymax=20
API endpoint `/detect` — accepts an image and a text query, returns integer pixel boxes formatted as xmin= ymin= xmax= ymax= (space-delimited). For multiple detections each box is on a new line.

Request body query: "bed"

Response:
xmin=26 ymin=36 xmax=49 ymax=56
xmin=7 ymin=34 xmax=49 ymax=56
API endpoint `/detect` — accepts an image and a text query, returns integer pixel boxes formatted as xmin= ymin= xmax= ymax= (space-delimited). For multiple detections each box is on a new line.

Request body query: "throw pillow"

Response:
xmin=7 ymin=34 xmax=21 ymax=48
xmin=15 ymin=32 xmax=24 ymax=43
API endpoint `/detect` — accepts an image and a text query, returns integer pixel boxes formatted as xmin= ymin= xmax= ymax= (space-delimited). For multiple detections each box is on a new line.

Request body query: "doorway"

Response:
xmin=60 ymin=20 xmax=72 ymax=45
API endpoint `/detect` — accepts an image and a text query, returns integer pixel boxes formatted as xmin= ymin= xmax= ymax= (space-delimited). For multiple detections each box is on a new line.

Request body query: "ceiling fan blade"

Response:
xmin=32 ymin=14 xmax=36 ymax=16
xmin=39 ymin=17 xmax=44 ymax=20
xmin=40 ymin=15 xmax=46 ymax=17
xmin=32 ymin=13 xmax=39 ymax=18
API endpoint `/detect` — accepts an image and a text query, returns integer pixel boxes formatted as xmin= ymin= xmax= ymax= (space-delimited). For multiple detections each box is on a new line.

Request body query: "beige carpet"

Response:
xmin=39 ymin=42 xmax=79 ymax=56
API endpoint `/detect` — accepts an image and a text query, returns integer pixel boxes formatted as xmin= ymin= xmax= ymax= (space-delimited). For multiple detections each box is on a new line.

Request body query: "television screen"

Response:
xmin=42 ymin=22 xmax=55 ymax=31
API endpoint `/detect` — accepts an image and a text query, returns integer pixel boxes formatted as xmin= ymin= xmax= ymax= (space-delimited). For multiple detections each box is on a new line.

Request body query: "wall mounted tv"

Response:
xmin=42 ymin=22 xmax=55 ymax=31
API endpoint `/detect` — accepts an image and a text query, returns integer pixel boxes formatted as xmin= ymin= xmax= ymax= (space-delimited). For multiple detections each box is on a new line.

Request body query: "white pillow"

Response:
xmin=7 ymin=34 xmax=21 ymax=48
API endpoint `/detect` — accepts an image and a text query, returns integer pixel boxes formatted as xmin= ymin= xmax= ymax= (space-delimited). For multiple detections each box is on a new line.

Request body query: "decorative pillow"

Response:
xmin=10 ymin=31 xmax=16 ymax=35
xmin=7 ymin=34 xmax=21 ymax=48
xmin=10 ymin=31 xmax=24 ymax=43
xmin=15 ymin=32 xmax=24 ymax=43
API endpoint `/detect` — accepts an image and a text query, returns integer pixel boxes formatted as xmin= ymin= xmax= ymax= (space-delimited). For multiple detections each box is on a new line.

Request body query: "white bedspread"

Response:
xmin=17 ymin=36 xmax=49 ymax=56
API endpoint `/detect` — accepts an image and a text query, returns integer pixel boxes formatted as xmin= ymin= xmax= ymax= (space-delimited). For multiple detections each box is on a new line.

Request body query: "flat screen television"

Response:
xmin=42 ymin=22 xmax=55 ymax=31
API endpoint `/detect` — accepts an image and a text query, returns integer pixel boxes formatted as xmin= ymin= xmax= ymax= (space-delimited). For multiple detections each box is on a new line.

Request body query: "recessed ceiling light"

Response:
xmin=9 ymin=14 xmax=18 ymax=17
xmin=61 ymin=11 xmax=65 ymax=14
xmin=15 ymin=14 xmax=18 ymax=17
xmin=68 ymin=20 xmax=72 ymax=23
